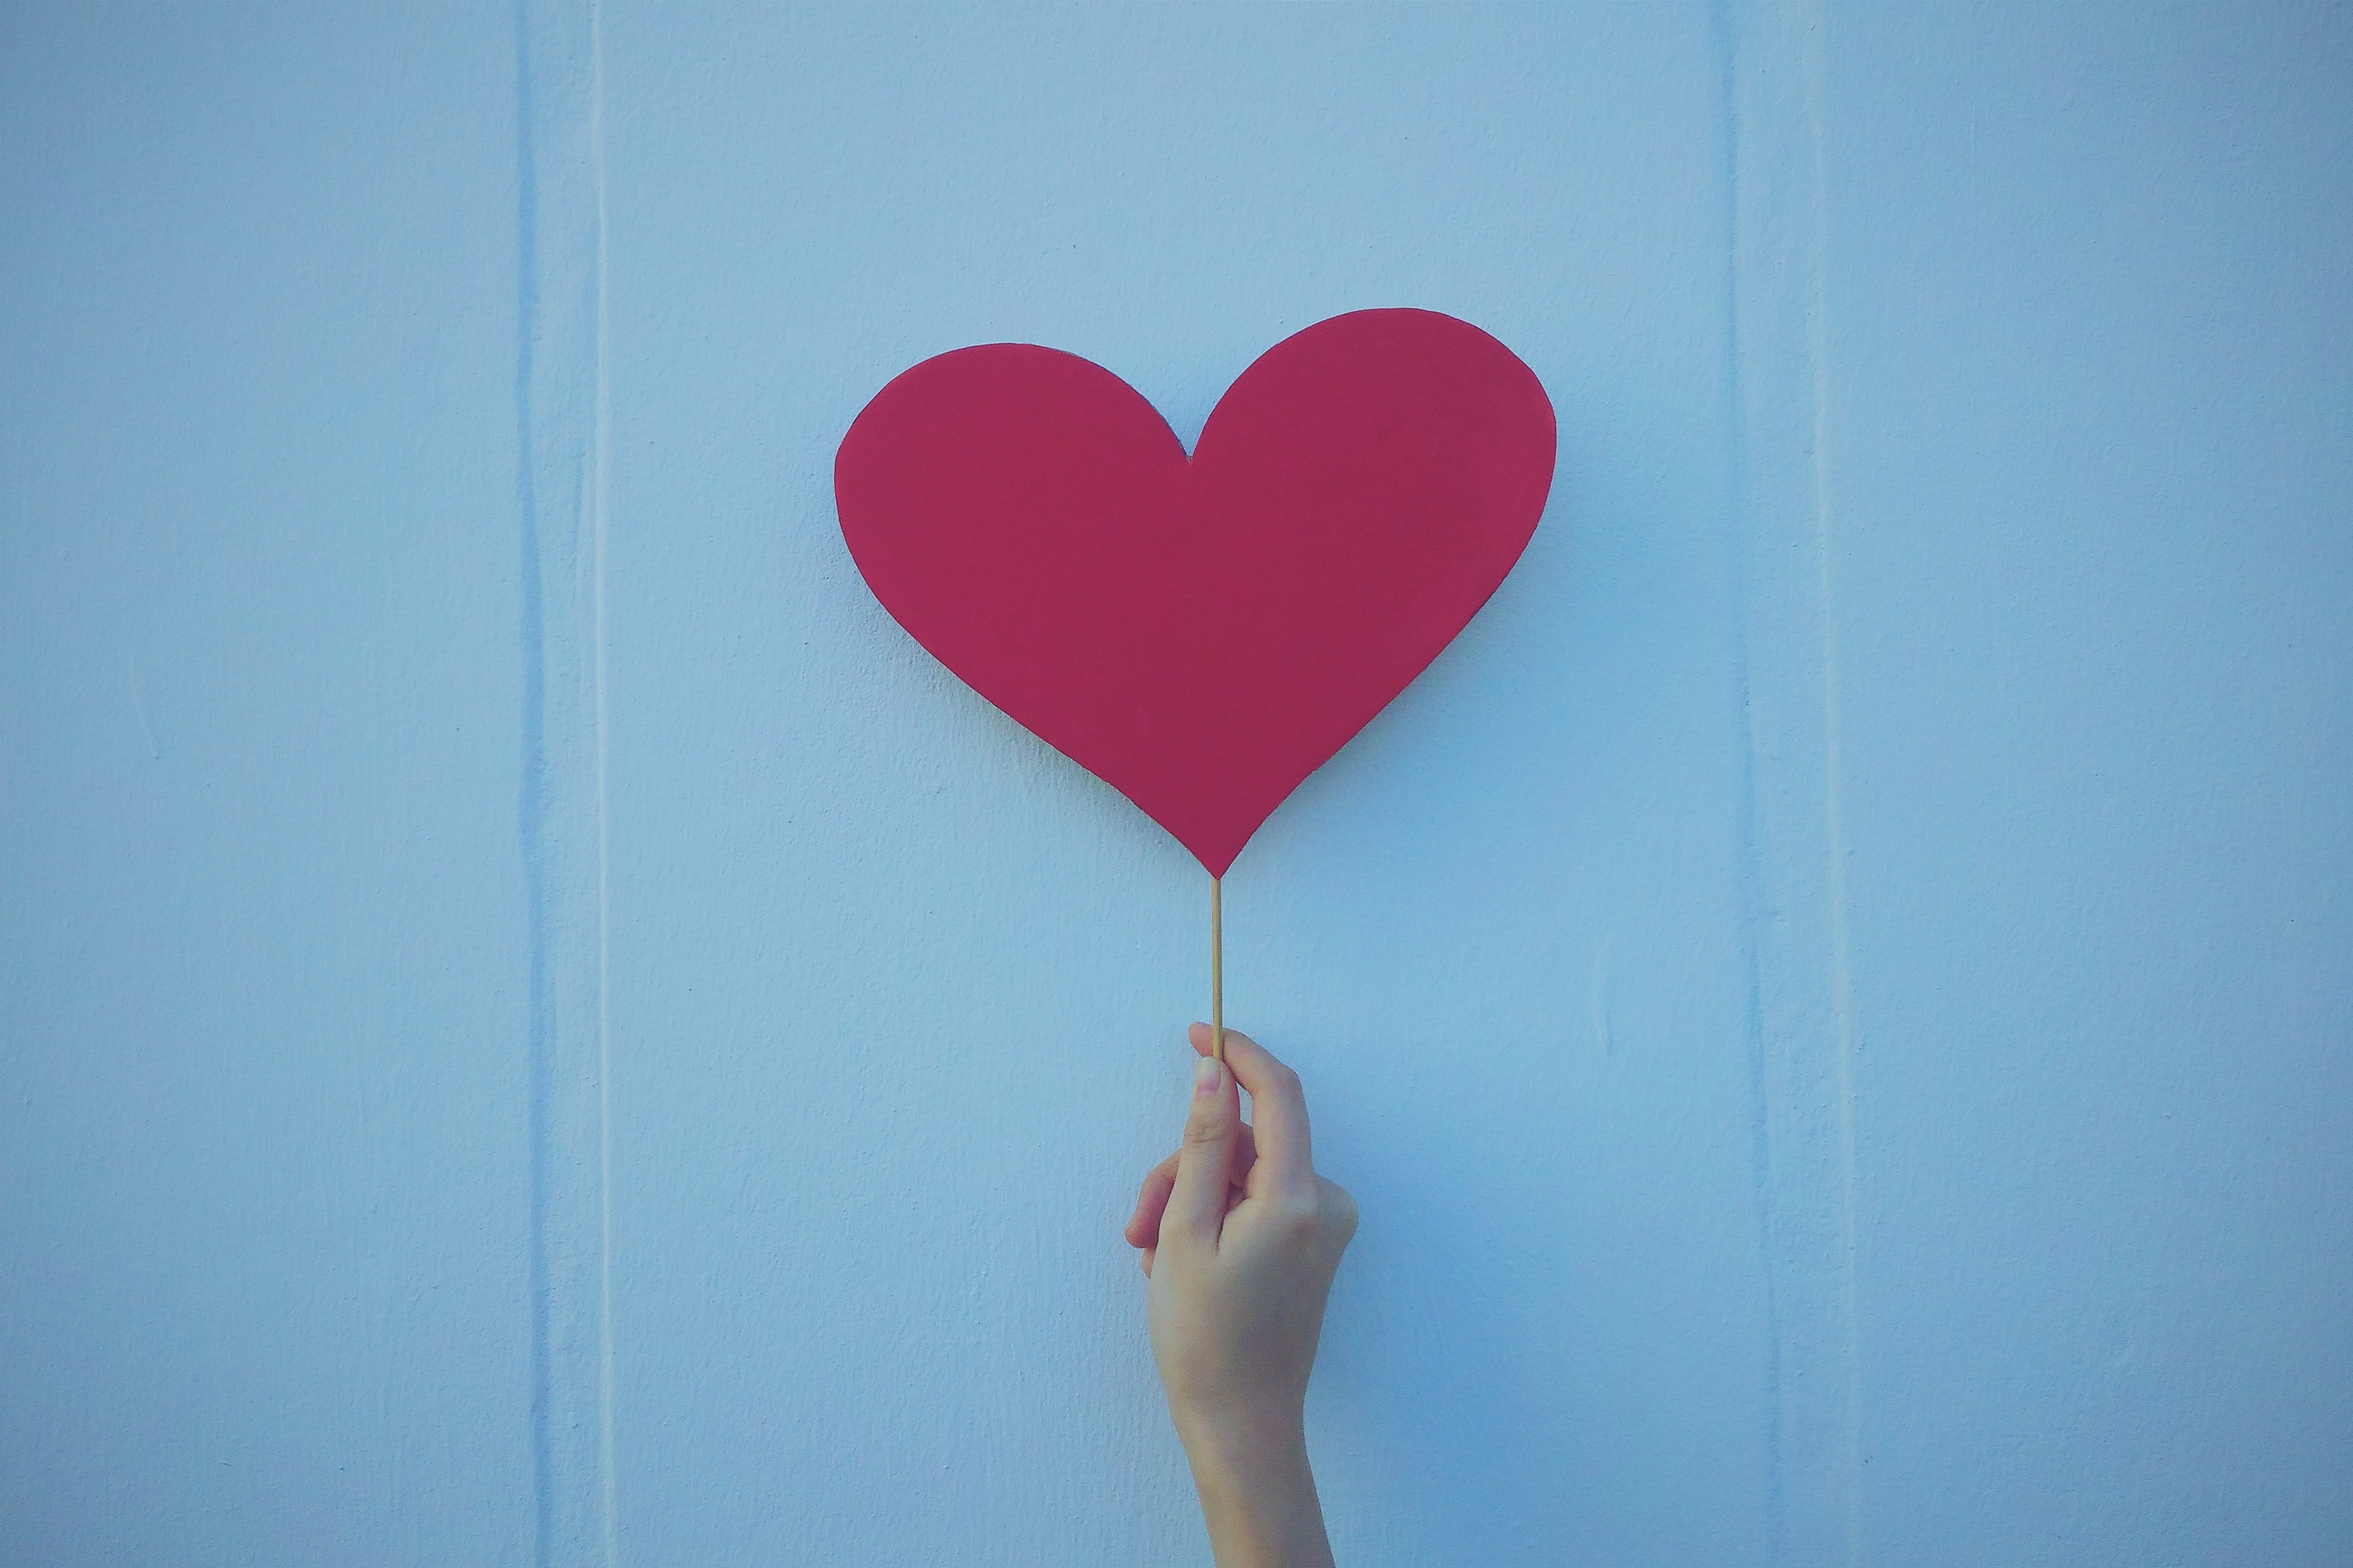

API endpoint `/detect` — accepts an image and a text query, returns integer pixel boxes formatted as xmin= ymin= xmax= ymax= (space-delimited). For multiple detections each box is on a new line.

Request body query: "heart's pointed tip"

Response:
xmin=1186 ymin=843 xmax=1241 ymax=882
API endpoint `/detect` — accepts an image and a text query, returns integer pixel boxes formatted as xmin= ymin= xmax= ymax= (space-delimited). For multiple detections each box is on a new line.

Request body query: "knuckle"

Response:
xmin=1272 ymin=1192 xmax=1323 ymax=1237
xmin=1320 ymin=1179 xmax=1360 ymax=1236
xmin=1180 ymin=1114 xmax=1229 ymax=1151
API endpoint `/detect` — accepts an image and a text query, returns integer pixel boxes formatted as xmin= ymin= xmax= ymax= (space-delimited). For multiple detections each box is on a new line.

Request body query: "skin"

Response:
xmin=1124 ymin=1024 xmax=1359 ymax=1568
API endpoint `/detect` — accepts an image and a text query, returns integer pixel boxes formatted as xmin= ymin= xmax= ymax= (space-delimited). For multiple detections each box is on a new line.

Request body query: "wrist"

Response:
xmin=1174 ymin=1402 xmax=1309 ymax=1480
xmin=1174 ymin=1408 xmax=1332 ymax=1568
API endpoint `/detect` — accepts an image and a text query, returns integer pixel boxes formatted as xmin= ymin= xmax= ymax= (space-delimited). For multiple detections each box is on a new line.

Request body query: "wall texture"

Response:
xmin=3 ymin=5 xmax=2346 ymax=1566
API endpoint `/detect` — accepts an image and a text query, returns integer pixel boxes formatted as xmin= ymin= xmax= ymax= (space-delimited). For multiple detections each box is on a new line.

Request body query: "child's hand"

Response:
xmin=1124 ymin=1025 xmax=1355 ymax=1567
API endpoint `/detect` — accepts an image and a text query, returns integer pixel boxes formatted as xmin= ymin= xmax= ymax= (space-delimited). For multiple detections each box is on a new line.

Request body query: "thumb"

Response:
xmin=1164 ymin=1055 xmax=1240 ymax=1247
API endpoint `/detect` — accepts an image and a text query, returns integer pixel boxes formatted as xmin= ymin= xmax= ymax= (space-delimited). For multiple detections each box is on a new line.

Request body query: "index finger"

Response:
xmin=1187 ymin=1023 xmax=1313 ymax=1193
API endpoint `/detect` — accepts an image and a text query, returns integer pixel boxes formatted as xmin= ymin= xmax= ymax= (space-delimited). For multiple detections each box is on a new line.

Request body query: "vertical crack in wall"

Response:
xmin=518 ymin=0 xmax=615 ymax=1562
xmin=1724 ymin=1 xmax=1861 ymax=1562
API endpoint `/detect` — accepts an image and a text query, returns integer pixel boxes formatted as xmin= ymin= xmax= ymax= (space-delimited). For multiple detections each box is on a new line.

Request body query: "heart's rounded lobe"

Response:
xmin=835 ymin=308 xmax=1556 ymax=876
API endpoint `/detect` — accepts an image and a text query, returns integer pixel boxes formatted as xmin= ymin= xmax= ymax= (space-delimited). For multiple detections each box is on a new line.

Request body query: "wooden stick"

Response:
xmin=1210 ymin=875 xmax=1225 ymax=1065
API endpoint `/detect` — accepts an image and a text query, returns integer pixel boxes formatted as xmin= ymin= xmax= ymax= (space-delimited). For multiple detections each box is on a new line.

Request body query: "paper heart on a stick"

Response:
xmin=835 ymin=308 xmax=1556 ymax=876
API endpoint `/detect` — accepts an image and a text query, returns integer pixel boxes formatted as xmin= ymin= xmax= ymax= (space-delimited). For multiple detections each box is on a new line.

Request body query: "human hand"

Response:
xmin=1124 ymin=1025 xmax=1356 ymax=1567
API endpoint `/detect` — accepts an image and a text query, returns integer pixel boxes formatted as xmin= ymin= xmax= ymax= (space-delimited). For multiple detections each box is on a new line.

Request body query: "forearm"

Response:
xmin=1178 ymin=1412 xmax=1336 ymax=1568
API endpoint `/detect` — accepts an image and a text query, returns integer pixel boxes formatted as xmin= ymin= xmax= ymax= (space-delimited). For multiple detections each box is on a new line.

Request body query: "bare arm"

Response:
xmin=1125 ymin=1025 xmax=1358 ymax=1568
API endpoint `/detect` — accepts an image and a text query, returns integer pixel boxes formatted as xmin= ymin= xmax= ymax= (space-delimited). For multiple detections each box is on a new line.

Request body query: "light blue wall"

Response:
xmin=2 ymin=5 xmax=534 ymax=1563
xmin=3 ymin=5 xmax=2346 ymax=1566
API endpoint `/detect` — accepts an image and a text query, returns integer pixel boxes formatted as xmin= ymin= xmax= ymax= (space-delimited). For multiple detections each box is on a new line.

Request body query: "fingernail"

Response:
xmin=1194 ymin=1057 xmax=1222 ymax=1096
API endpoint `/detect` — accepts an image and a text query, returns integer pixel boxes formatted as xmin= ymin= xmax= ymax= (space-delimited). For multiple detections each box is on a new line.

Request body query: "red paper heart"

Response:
xmin=835 ymin=308 xmax=1555 ymax=876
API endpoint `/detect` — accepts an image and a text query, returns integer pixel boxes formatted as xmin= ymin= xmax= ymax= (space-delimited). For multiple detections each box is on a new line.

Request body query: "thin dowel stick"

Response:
xmin=1209 ymin=876 xmax=1225 ymax=1065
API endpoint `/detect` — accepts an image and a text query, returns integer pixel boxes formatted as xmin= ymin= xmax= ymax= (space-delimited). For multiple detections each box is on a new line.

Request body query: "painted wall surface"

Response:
xmin=3 ymin=5 xmax=2346 ymax=1566
xmin=1 ymin=6 xmax=535 ymax=1564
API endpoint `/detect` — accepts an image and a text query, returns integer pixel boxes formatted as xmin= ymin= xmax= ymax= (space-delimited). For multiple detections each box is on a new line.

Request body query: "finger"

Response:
xmin=1124 ymin=1160 xmax=1177 ymax=1250
xmin=1125 ymin=1124 xmax=1257 ymax=1251
xmin=1164 ymin=1055 xmax=1242 ymax=1246
xmin=1187 ymin=1023 xmax=1313 ymax=1194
